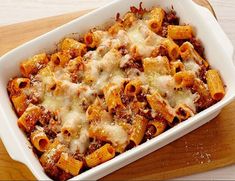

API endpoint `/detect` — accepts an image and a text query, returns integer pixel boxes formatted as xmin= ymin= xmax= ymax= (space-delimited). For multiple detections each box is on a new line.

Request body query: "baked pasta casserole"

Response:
xmin=7 ymin=3 xmax=225 ymax=181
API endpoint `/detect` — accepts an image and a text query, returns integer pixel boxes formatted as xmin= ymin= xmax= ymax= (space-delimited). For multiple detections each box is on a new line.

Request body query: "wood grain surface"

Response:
xmin=0 ymin=0 xmax=235 ymax=180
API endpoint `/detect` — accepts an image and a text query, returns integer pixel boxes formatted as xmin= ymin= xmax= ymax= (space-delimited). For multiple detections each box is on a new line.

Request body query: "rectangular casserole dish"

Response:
xmin=0 ymin=0 xmax=235 ymax=180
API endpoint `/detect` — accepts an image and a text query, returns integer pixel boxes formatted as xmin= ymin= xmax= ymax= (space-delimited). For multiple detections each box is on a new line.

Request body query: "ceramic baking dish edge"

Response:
xmin=0 ymin=0 xmax=234 ymax=180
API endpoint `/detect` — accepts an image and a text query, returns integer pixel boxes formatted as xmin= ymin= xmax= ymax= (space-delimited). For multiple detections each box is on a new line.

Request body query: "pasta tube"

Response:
xmin=162 ymin=39 xmax=180 ymax=60
xmin=103 ymin=83 xmax=124 ymax=113
xmin=174 ymin=71 xmax=195 ymax=88
xmin=168 ymin=25 xmax=193 ymax=40
xmin=11 ymin=93 xmax=28 ymax=116
xmin=145 ymin=7 xmax=165 ymax=33
xmin=170 ymin=60 xmax=185 ymax=75
xmin=143 ymin=56 xmax=171 ymax=75
xmin=8 ymin=78 xmax=30 ymax=95
xmin=30 ymin=129 xmax=50 ymax=152
xmin=50 ymin=51 xmax=71 ymax=67
xmin=66 ymin=56 xmax=84 ymax=73
xmin=40 ymin=139 xmax=66 ymax=166
xmin=60 ymin=38 xmax=87 ymax=57
xmin=84 ymin=32 xmax=101 ymax=48
xmin=56 ymin=153 xmax=83 ymax=176
xmin=175 ymin=104 xmax=194 ymax=121
xmin=124 ymin=79 xmax=142 ymax=97
xmin=122 ymin=12 xmax=137 ymax=28
xmin=130 ymin=115 xmax=147 ymax=146
xmin=85 ymin=144 xmax=115 ymax=167
xmin=147 ymin=119 xmax=167 ymax=137
xmin=17 ymin=104 xmax=42 ymax=132
xmin=108 ymin=22 xmax=124 ymax=35
xmin=61 ymin=111 xmax=83 ymax=138
xmin=180 ymin=42 xmax=209 ymax=68
xmin=20 ymin=53 xmax=49 ymax=77
xmin=206 ymin=70 xmax=225 ymax=101
xmin=147 ymin=91 xmax=175 ymax=123
xmin=86 ymin=104 xmax=102 ymax=123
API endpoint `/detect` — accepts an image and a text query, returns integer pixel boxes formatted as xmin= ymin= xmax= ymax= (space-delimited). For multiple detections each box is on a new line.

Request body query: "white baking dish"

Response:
xmin=0 ymin=0 xmax=234 ymax=180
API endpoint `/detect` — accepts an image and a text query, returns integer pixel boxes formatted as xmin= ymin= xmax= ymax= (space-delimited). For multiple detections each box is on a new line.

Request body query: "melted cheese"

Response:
xmin=184 ymin=59 xmax=201 ymax=74
xmin=41 ymin=94 xmax=70 ymax=113
xmin=110 ymin=72 xmax=125 ymax=86
xmin=150 ymin=75 xmax=175 ymax=96
xmin=69 ymin=128 xmax=89 ymax=154
xmin=168 ymin=90 xmax=199 ymax=112
xmin=99 ymin=49 xmax=120 ymax=72
xmin=62 ymin=110 xmax=84 ymax=127
xmin=120 ymin=54 xmax=132 ymax=68
xmin=24 ymin=10 xmax=203 ymax=158
xmin=95 ymin=122 xmax=128 ymax=146
xmin=127 ymin=20 xmax=163 ymax=57
xmin=116 ymin=30 xmax=130 ymax=47
xmin=127 ymin=21 xmax=146 ymax=44
xmin=148 ymin=73 xmax=198 ymax=112
xmin=127 ymin=68 xmax=147 ymax=84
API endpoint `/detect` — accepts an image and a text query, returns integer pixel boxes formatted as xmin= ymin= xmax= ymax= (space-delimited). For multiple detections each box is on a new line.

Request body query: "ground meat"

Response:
xmin=73 ymin=153 xmax=85 ymax=162
xmin=44 ymin=164 xmax=60 ymax=180
xmin=44 ymin=163 xmax=72 ymax=181
xmin=23 ymin=114 xmax=39 ymax=133
xmin=159 ymin=22 xmax=169 ymax=37
xmin=58 ymin=171 xmax=73 ymax=181
xmin=70 ymin=73 xmax=79 ymax=83
xmin=145 ymin=125 xmax=156 ymax=140
xmin=165 ymin=10 xmax=180 ymax=25
xmin=139 ymin=108 xmax=153 ymax=120
xmin=118 ymin=45 xmax=128 ymax=56
xmin=189 ymin=37 xmax=205 ymax=58
xmin=196 ymin=98 xmax=215 ymax=112
xmin=39 ymin=107 xmax=53 ymax=126
xmin=159 ymin=10 xmax=180 ymax=37
xmin=81 ymin=99 xmax=90 ymax=111
xmin=125 ymin=140 xmax=136 ymax=150
xmin=68 ymin=49 xmax=78 ymax=59
xmin=174 ymin=39 xmax=186 ymax=47
xmin=191 ymin=80 xmax=215 ymax=112
xmin=114 ymin=108 xmax=132 ymax=124
xmin=122 ymin=58 xmax=143 ymax=72
xmin=28 ymin=93 xmax=40 ymax=104
xmin=120 ymin=93 xmax=134 ymax=106
xmin=86 ymin=139 xmax=104 ymax=155
xmin=32 ymin=146 xmax=43 ymax=158
xmin=169 ymin=117 xmax=181 ymax=127
xmin=136 ymin=92 xmax=147 ymax=102
xmin=176 ymin=108 xmax=187 ymax=118
xmin=130 ymin=2 xmax=146 ymax=17
xmin=44 ymin=125 xmax=57 ymax=139
xmin=198 ymin=65 xmax=207 ymax=83
xmin=157 ymin=45 xmax=169 ymax=57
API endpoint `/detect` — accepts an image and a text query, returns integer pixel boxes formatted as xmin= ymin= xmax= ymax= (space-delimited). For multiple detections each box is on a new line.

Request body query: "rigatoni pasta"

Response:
xmin=7 ymin=3 xmax=225 ymax=181
xmin=56 ymin=153 xmax=83 ymax=176
xmin=168 ymin=25 xmax=193 ymax=40
xmin=147 ymin=119 xmax=167 ymax=138
xmin=85 ymin=144 xmax=115 ymax=167
xmin=20 ymin=53 xmax=49 ymax=77
xmin=30 ymin=128 xmax=50 ymax=152
xmin=206 ymin=70 xmax=225 ymax=101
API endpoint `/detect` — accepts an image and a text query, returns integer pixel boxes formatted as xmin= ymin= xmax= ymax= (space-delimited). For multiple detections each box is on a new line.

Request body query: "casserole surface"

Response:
xmin=0 ymin=0 xmax=235 ymax=180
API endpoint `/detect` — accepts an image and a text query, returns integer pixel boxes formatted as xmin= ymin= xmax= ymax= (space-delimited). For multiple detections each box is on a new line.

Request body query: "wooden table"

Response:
xmin=0 ymin=0 xmax=235 ymax=180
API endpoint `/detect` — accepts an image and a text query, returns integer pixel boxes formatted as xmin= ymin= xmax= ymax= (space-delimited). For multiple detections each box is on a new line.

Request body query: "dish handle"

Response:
xmin=191 ymin=0 xmax=235 ymax=66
